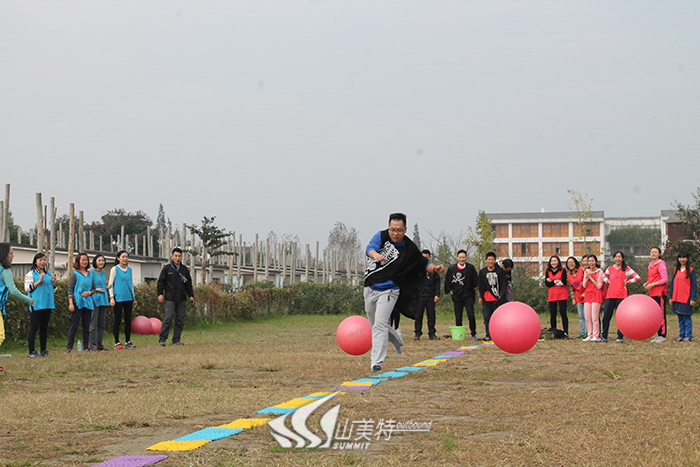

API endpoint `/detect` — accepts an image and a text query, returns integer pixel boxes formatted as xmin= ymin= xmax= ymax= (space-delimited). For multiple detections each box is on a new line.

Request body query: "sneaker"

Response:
xmin=482 ymin=339 xmax=493 ymax=344
xmin=582 ymin=336 xmax=592 ymax=342
xmin=429 ymin=335 xmax=440 ymax=341
xmin=28 ymin=351 xmax=40 ymax=358
xmin=124 ymin=341 xmax=135 ymax=349
xmin=173 ymin=342 xmax=186 ymax=346
xmin=615 ymin=338 xmax=624 ymax=343
xmin=40 ymin=350 xmax=49 ymax=357
xmin=578 ymin=333 xmax=587 ymax=339
xmin=97 ymin=346 xmax=108 ymax=351
xmin=591 ymin=337 xmax=602 ymax=342
xmin=600 ymin=338 xmax=608 ymax=343
xmin=372 ymin=364 xmax=382 ymax=373
xmin=159 ymin=341 xmax=166 ymax=347
xmin=653 ymin=337 xmax=668 ymax=343
xmin=683 ymin=337 xmax=692 ymax=342
xmin=472 ymin=335 xmax=479 ymax=341
xmin=114 ymin=342 xmax=122 ymax=349
xmin=676 ymin=337 xmax=684 ymax=342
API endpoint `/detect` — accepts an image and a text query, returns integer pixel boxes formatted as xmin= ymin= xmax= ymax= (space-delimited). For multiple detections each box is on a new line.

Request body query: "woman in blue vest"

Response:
xmin=89 ymin=254 xmax=110 ymax=351
xmin=67 ymin=252 xmax=95 ymax=353
xmin=109 ymin=250 xmax=137 ymax=349
xmin=24 ymin=253 xmax=56 ymax=357
xmin=0 ymin=243 xmax=34 ymax=371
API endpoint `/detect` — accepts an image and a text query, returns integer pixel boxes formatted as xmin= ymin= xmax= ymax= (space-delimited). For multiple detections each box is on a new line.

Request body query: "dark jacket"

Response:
xmin=478 ymin=266 xmax=508 ymax=304
xmin=444 ymin=263 xmax=478 ymax=300
xmin=419 ymin=270 xmax=441 ymax=298
xmin=157 ymin=262 xmax=194 ymax=302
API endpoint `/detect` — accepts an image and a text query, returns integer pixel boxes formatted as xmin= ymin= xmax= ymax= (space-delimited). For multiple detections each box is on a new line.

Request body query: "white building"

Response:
xmin=487 ymin=211 xmax=606 ymax=275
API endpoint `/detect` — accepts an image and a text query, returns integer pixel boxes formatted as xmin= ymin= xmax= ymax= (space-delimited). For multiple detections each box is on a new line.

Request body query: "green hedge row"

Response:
xmin=1 ymin=278 xmax=365 ymax=343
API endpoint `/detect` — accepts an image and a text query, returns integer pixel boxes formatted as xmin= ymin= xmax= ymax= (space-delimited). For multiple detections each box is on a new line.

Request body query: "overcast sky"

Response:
xmin=1 ymin=1 xmax=698 ymax=250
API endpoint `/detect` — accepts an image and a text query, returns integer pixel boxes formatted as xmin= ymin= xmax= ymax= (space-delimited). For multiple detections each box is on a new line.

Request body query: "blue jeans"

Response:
xmin=678 ymin=314 xmax=693 ymax=339
xmin=576 ymin=302 xmax=586 ymax=336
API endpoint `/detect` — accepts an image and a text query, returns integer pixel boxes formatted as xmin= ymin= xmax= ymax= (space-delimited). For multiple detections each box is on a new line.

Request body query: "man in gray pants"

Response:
xmin=157 ymin=248 xmax=195 ymax=346
xmin=364 ymin=213 xmax=445 ymax=372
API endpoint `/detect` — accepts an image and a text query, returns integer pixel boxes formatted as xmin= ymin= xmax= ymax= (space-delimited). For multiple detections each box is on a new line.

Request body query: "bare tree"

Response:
xmin=327 ymin=222 xmax=361 ymax=267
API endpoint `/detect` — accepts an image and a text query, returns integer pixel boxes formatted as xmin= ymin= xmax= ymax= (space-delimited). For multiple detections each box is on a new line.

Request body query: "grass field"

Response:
xmin=0 ymin=311 xmax=698 ymax=466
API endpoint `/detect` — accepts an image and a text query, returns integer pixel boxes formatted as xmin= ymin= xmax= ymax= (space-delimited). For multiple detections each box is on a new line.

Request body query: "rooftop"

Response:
xmin=486 ymin=211 xmax=605 ymax=221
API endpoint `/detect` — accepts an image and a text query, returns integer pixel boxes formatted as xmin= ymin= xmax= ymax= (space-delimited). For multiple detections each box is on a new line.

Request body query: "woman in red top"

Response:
xmin=545 ymin=255 xmax=568 ymax=337
xmin=644 ymin=247 xmax=668 ymax=343
xmin=582 ymin=254 xmax=604 ymax=341
xmin=669 ymin=252 xmax=696 ymax=342
xmin=567 ymin=256 xmax=586 ymax=339
xmin=601 ymin=251 xmax=641 ymax=343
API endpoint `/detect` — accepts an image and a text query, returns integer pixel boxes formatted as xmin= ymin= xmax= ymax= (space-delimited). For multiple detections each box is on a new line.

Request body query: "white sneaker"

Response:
xmin=582 ymin=336 xmax=592 ymax=342
xmin=653 ymin=336 xmax=667 ymax=343
xmin=591 ymin=337 xmax=602 ymax=342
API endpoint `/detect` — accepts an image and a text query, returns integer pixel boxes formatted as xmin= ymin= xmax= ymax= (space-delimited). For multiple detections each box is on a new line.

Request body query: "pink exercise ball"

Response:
xmin=336 ymin=316 xmax=372 ymax=356
xmin=149 ymin=317 xmax=162 ymax=335
xmin=490 ymin=302 xmax=541 ymax=354
xmin=616 ymin=294 xmax=663 ymax=340
xmin=132 ymin=315 xmax=153 ymax=335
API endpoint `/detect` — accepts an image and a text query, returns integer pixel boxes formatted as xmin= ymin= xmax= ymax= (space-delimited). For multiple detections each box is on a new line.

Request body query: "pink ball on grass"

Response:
xmin=149 ymin=317 xmax=162 ymax=335
xmin=131 ymin=315 xmax=153 ymax=335
xmin=336 ymin=316 xmax=372 ymax=356
xmin=490 ymin=302 xmax=541 ymax=354
xmin=616 ymin=294 xmax=663 ymax=340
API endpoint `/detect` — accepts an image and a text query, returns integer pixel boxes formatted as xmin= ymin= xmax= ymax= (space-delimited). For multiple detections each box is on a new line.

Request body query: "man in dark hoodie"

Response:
xmin=477 ymin=252 xmax=508 ymax=342
xmin=444 ymin=249 xmax=479 ymax=340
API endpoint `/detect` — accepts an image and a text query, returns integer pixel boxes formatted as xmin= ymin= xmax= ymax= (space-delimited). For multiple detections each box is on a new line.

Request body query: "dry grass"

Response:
xmin=0 ymin=313 xmax=699 ymax=466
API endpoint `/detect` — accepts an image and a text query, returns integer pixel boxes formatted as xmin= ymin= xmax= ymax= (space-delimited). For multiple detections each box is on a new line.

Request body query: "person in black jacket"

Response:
xmin=477 ymin=252 xmax=508 ymax=342
xmin=414 ymin=250 xmax=441 ymax=340
xmin=444 ymin=249 xmax=479 ymax=340
xmin=157 ymin=248 xmax=195 ymax=346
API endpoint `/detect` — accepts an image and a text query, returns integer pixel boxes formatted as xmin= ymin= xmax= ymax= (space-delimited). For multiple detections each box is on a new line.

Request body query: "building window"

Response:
xmin=512 ymin=223 xmax=538 ymax=238
xmin=573 ymin=222 xmax=600 ymax=237
xmin=542 ymin=223 xmax=568 ymax=237
xmin=493 ymin=224 xmax=509 ymax=238
xmin=574 ymin=241 xmax=600 ymax=256
xmin=543 ymin=242 xmax=569 ymax=257
xmin=513 ymin=242 xmax=539 ymax=257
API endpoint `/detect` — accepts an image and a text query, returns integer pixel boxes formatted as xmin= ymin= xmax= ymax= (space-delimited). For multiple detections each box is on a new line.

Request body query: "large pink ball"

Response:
xmin=336 ymin=316 xmax=372 ymax=356
xmin=149 ymin=317 xmax=162 ymax=335
xmin=132 ymin=315 xmax=153 ymax=335
xmin=616 ymin=294 xmax=663 ymax=340
xmin=490 ymin=302 xmax=541 ymax=354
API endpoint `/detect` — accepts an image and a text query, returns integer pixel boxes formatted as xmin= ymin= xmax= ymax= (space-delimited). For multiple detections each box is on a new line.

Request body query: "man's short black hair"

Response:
xmin=457 ymin=249 xmax=467 ymax=256
xmin=485 ymin=252 xmax=497 ymax=259
xmin=502 ymin=258 xmax=514 ymax=268
xmin=388 ymin=213 xmax=407 ymax=226
xmin=421 ymin=249 xmax=431 ymax=256
xmin=172 ymin=247 xmax=183 ymax=255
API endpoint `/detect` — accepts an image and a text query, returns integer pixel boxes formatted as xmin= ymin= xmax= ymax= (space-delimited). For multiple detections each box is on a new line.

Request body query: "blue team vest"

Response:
xmin=90 ymin=269 xmax=109 ymax=307
xmin=0 ymin=267 xmax=8 ymax=317
xmin=113 ymin=266 xmax=134 ymax=302
xmin=72 ymin=270 xmax=94 ymax=311
xmin=29 ymin=270 xmax=55 ymax=311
